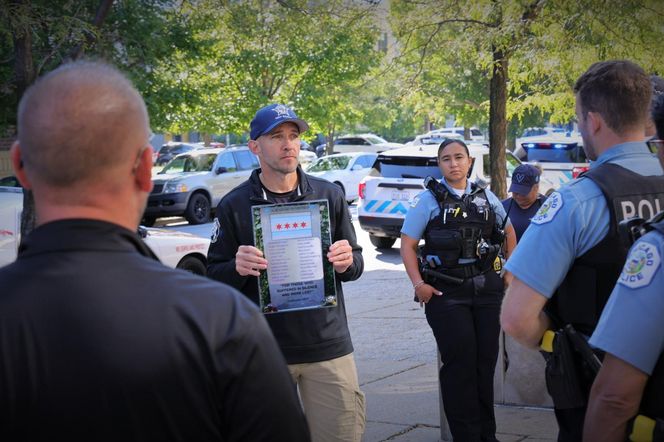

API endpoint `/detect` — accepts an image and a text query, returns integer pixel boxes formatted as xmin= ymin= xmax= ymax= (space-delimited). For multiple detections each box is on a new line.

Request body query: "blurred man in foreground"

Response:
xmin=0 ymin=61 xmax=309 ymax=442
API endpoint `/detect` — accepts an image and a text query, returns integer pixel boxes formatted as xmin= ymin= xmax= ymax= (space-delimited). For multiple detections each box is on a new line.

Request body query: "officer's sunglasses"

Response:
xmin=646 ymin=139 xmax=664 ymax=154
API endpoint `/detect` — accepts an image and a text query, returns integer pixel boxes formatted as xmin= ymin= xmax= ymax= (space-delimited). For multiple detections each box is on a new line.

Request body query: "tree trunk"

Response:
xmin=326 ymin=125 xmax=336 ymax=156
xmin=489 ymin=46 xmax=508 ymax=199
xmin=69 ymin=0 xmax=114 ymax=60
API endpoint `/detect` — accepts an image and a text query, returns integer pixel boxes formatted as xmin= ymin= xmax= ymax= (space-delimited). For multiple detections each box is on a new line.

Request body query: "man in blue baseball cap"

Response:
xmin=501 ymin=163 xmax=546 ymax=242
xmin=207 ymin=103 xmax=366 ymax=442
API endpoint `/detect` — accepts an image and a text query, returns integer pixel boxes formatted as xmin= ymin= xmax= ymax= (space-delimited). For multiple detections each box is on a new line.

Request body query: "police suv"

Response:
xmin=357 ymin=139 xmax=521 ymax=249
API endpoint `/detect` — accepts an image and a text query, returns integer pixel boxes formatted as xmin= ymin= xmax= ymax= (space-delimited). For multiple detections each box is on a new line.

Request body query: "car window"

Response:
xmin=356 ymin=155 xmax=377 ymax=168
xmin=216 ymin=152 xmax=237 ymax=172
xmin=234 ymin=150 xmax=259 ymax=170
xmin=308 ymin=156 xmax=351 ymax=172
xmin=365 ymin=135 xmax=387 ymax=145
xmin=373 ymin=155 xmax=440 ymax=179
xmin=471 ymin=129 xmax=482 ymax=137
xmin=160 ymin=156 xmax=189 ymax=173
xmin=335 ymin=139 xmax=354 ymax=145
xmin=506 ymin=153 xmax=521 ymax=176
xmin=0 ymin=176 xmax=20 ymax=187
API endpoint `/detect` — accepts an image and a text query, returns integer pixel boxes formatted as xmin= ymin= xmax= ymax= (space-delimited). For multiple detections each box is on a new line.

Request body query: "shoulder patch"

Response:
xmin=211 ymin=218 xmax=221 ymax=243
xmin=410 ymin=195 xmax=420 ymax=208
xmin=531 ymin=191 xmax=563 ymax=225
xmin=618 ymin=241 xmax=661 ymax=289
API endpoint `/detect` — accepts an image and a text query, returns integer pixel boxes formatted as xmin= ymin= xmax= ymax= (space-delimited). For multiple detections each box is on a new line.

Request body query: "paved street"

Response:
xmin=160 ymin=205 xmax=558 ymax=441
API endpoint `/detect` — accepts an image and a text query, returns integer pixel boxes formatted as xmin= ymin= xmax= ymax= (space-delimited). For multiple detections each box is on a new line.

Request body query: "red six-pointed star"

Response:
xmin=284 ymin=223 xmax=290 ymax=229
xmin=276 ymin=223 xmax=282 ymax=230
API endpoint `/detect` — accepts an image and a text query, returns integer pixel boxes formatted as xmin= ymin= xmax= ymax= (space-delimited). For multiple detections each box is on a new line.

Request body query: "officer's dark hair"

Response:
xmin=574 ymin=60 xmax=651 ymax=135
xmin=437 ymin=138 xmax=469 ymax=158
xmin=653 ymin=93 xmax=664 ymax=139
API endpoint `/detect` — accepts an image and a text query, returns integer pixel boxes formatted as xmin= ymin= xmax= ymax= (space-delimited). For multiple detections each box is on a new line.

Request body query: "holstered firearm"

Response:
xmin=539 ymin=324 xmax=601 ymax=410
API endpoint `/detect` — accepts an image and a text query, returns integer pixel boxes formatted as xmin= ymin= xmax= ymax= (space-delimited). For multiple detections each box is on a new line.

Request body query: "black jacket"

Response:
xmin=0 ymin=219 xmax=310 ymax=442
xmin=207 ymin=167 xmax=363 ymax=364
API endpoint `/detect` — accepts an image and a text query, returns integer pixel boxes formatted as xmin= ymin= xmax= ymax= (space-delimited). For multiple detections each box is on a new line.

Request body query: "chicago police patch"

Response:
xmin=618 ymin=241 xmax=661 ymax=289
xmin=531 ymin=192 xmax=563 ymax=225
xmin=211 ymin=218 xmax=221 ymax=243
xmin=410 ymin=195 xmax=420 ymax=208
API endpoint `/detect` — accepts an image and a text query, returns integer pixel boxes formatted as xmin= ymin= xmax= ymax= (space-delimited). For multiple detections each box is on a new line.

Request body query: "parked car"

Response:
xmin=305 ymin=152 xmax=378 ymax=203
xmin=0 ymin=187 xmax=210 ymax=273
xmin=404 ymin=132 xmax=466 ymax=147
xmin=153 ymin=142 xmax=202 ymax=166
xmin=357 ymin=143 xmax=520 ymax=249
xmin=298 ymin=149 xmax=317 ymax=168
xmin=316 ymin=134 xmax=403 ymax=156
xmin=429 ymin=126 xmax=485 ymax=141
xmin=145 ymin=146 xmax=259 ymax=225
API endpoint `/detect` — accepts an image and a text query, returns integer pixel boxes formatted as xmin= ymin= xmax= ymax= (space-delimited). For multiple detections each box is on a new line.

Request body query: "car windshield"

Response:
xmin=308 ymin=156 xmax=351 ymax=172
xmin=365 ymin=135 xmax=387 ymax=144
xmin=160 ymin=154 xmax=217 ymax=174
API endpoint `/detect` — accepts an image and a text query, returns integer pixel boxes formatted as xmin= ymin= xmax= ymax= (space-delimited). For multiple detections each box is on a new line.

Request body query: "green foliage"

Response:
xmin=0 ymin=0 xmax=195 ymax=133
xmin=390 ymin=0 xmax=664 ymax=135
xmin=150 ymin=0 xmax=384 ymax=138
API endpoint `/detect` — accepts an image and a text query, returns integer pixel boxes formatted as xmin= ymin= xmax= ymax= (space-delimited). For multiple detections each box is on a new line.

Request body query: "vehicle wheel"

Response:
xmin=177 ymin=255 xmax=206 ymax=275
xmin=184 ymin=193 xmax=210 ymax=225
xmin=369 ymin=234 xmax=396 ymax=249
xmin=141 ymin=216 xmax=156 ymax=227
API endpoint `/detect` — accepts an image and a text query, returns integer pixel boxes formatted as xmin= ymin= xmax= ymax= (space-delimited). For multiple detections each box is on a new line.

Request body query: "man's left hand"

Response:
xmin=328 ymin=240 xmax=353 ymax=273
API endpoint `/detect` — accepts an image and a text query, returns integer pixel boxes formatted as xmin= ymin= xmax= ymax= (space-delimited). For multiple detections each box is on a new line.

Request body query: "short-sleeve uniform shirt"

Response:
xmin=504 ymin=142 xmax=663 ymax=298
xmin=590 ymin=230 xmax=664 ymax=374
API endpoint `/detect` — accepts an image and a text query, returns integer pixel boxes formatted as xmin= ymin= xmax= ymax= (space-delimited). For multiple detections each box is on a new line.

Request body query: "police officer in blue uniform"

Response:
xmin=501 ymin=60 xmax=664 ymax=442
xmin=583 ymin=91 xmax=664 ymax=442
xmin=401 ymin=138 xmax=516 ymax=442
xmin=501 ymin=163 xmax=546 ymax=242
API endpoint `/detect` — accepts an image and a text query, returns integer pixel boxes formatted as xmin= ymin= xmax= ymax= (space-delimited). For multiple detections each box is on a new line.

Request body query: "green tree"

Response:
xmin=0 ymin=0 xmax=195 ymax=235
xmin=151 ymin=0 xmax=383 ymax=147
xmin=390 ymin=0 xmax=664 ymax=198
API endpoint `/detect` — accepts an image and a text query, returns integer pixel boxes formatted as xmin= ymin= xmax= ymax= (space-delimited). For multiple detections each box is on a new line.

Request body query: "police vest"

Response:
xmin=421 ymin=181 xmax=499 ymax=275
xmin=548 ymin=163 xmax=664 ymax=336
xmin=639 ymin=218 xmax=664 ymax=420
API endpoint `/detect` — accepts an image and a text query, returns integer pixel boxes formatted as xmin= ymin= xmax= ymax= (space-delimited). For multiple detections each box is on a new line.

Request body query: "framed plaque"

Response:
xmin=252 ymin=199 xmax=337 ymax=314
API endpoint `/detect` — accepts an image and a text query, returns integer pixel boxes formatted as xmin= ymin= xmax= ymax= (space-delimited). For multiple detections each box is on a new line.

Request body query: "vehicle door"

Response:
xmin=209 ymin=151 xmax=241 ymax=203
xmin=233 ymin=149 xmax=260 ymax=182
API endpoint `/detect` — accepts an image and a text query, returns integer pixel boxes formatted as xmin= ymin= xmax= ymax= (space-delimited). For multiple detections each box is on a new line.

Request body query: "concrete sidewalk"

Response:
xmin=344 ymin=252 xmax=558 ymax=441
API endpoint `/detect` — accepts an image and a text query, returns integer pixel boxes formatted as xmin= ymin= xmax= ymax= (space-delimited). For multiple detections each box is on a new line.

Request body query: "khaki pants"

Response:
xmin=288 ymin=353 xmax=366 ymax=442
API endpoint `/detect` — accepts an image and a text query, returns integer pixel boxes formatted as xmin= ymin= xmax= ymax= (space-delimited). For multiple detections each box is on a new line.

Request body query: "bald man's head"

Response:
xmin=17 ymin=60 xmax=150 ymax=190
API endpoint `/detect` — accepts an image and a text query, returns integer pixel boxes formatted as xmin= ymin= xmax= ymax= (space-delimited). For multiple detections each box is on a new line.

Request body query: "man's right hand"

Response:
xmin=235 ymin=245 xmax=268 ymax=277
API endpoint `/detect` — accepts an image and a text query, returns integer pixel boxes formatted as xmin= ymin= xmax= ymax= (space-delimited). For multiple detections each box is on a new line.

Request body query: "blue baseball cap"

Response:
xmin=509 ymin=164 xmax=541 ymax=194
xmin=250 ymin=104 xmax=309 ymax=140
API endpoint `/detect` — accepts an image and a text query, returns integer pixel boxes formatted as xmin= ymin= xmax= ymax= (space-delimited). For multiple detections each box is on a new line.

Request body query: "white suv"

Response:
xmin=145 ymin=145 xmax=260 ymax=225
xmin=357 ymin=143 xmax=520 ymax=249
xmin=317 ymin=134 xmax=403 ymax=156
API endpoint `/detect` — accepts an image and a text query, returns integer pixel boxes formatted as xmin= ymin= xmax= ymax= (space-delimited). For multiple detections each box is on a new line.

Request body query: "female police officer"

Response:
xmin=400 ymin=138 xmax=516 ymax=442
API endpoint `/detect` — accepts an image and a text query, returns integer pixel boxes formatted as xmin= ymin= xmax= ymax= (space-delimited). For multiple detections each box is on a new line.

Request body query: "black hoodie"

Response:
xmin=207 ymin=167 xmax=364 ymax=364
